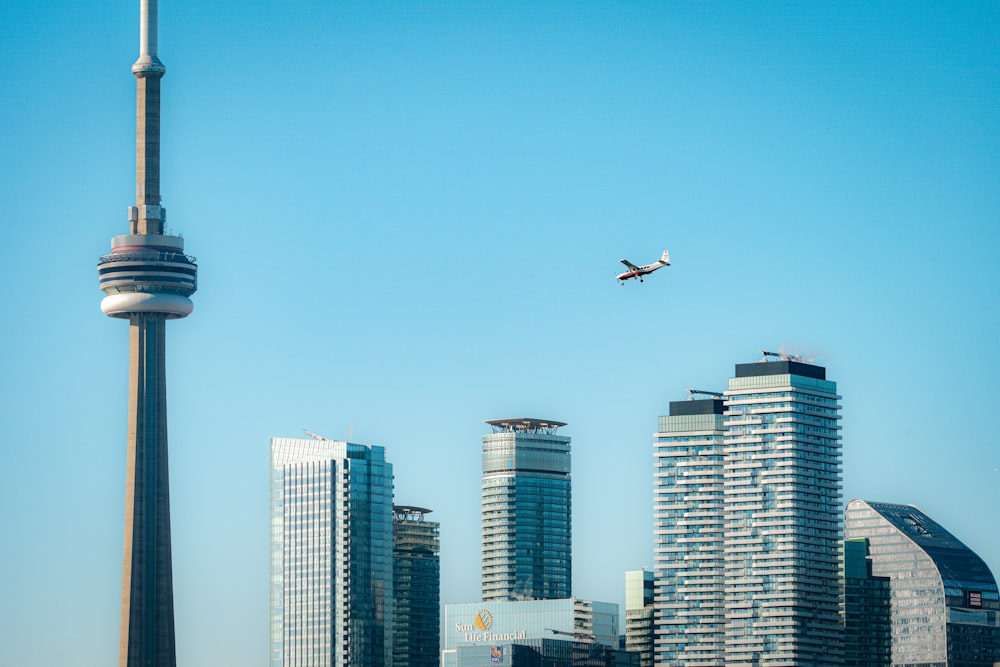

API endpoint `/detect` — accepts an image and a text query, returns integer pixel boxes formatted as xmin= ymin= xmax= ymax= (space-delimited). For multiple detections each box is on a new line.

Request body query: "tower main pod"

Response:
xmin=97 ymin=1 xmax=197 ymax=665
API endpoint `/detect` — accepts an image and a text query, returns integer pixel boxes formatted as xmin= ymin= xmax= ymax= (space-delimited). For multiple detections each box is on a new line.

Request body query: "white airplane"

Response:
xmin=617 ymin=250 xmax=670 ymax=284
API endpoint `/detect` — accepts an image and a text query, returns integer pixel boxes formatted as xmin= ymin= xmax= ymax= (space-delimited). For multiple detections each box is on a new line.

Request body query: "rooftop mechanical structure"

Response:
xmin=485 ymin=418 xmax=567 ymax=435
xmin=97 ymin=2 xmax=196 ymax=665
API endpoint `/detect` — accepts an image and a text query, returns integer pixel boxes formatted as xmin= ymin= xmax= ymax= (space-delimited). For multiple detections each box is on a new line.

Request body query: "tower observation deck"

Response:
xmin=98 ymin=2 xmax=195 ymax=665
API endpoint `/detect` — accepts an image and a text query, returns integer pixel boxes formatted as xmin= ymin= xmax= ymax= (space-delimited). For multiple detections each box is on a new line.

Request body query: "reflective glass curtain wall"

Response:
xmin=270 ymin=437 xmax=394 ymax=667
xmin=844 ymin=499 xmax=1000 ymax=667
xmin=482 ymin=419 xmax=571 ymax=602
xmin=843 ymin=538 xmax=892 ymax=667
xmin=393 ymin=506 xmax=441 ymax=667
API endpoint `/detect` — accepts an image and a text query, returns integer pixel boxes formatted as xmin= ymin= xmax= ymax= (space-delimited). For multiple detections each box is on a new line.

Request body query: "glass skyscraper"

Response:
xmin=653 ymin=396 xmax=727 ymax=666
xmin=393 ymin=505 xmax=440 ymax=667
xmin=482 ymin=418 xmax=571 ymax=602
xmin=844 ymin=499 xmax=1000 ymax=667
xmin=269 ymin=436 xmax=394 ymax=667
xmin=842 ymin=538 xmax=891 ymax=667
xmin=653 ymin=357 xmax=843 ymax=667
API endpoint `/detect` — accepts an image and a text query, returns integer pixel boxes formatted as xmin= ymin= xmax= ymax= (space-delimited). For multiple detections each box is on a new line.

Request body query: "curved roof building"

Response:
xmin=844 ymin=499 xmax=1000 ymax=667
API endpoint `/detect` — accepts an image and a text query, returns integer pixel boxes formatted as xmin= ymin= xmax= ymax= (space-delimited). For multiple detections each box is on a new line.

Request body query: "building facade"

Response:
xmin=443 ymin=598 xmax=621 ymax=667
xmin=653 ymin=356 xmax=843 ymax=667
xmin=722 ymin=359 xmax=843 ymax=666
xmin=269 ymin=436 xmax=394 ymax=667
xmin=454 ymin=639 xmax=639 ymax=667
xmin=624 ymin=570 xmax=654 ymax=667
xmin=844 ymin=499 xmax=1000 ymax=667
xmin=393 ymin=505 xmax=440 ymax=667
xmin=653 ymin=396 xmax=727 ymax=666
xmin=843 ymin=538 xmax=891 ymax=667
xmin=482 ymin=418 xmax=572 ymax=601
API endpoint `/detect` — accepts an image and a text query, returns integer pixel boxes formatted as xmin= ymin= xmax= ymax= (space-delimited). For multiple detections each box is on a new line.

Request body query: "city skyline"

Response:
xmin=2 ymin=1 xmax=998 ymax=665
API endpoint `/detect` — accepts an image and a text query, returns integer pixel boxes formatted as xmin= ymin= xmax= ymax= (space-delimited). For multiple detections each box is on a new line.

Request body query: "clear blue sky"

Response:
xmin=1 ymin=1 xmax=998 ymax=664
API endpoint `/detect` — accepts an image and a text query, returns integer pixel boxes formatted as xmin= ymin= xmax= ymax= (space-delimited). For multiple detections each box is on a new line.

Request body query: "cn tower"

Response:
xmin=96 ymin=1 xmax=196 ymax=665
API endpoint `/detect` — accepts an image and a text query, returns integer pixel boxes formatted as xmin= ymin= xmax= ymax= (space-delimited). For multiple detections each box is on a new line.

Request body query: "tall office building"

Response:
xmin=482 ymin=418 xmax=572 ymax=601
xmin=96 ymin=2 xmax=197 ymax=664
xmin=653 ymin=355 xmax=843 ymax=667
xmin=842 ymin=539 xmax=891 ymax=667
xmin=624 ymin=570 xmax=654 ymax=667
xmin=653 ymin=395 xmax=726 ymax=666
xmin=270 ymin=436 xmax=394 ymax=667
xmin=723 ymin=357 xmax=843 ymax=665
xmin=844 ymin=499 xmax=1000 ymax=667
xmin=393 ymin=505 xmax=440 ymax=667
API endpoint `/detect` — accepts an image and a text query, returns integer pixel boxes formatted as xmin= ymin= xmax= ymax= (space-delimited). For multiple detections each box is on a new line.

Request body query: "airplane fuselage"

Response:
xmin=617 ymin=250 xmax=670 ymax=283
xmin=617 ymin=268 xmax=653 ymax=282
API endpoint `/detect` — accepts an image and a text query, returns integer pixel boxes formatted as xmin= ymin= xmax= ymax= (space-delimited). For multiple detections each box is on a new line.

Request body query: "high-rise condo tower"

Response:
xmin=97 ymin=2 xmax=197 ymax=665
xmin=481 ymin=418 xmax=571 ymax=602
xmin=653 ymin=394 xmax=727 ymax=666
xmin=653 ymin=356 xmax=843 ymax=667
xmin=723 ymin=357 xmax=843 ymax=666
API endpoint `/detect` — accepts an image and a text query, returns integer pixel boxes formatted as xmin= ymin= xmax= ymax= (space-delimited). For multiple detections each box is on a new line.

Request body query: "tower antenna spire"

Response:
xmin=97 ymin=2 xmax=197 ymax=664
xmin=131 ymin=0 xmax=167 ymax=235
xmin=138 ymin=0 xmax=161 ymax=63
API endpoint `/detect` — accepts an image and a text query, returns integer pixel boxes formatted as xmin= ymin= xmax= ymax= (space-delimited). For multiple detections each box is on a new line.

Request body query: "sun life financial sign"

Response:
xmin=454 ymin=610 xmax=528 ymax=643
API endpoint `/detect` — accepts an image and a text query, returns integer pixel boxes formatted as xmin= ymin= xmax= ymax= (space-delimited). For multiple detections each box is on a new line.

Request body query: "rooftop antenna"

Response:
xmin=131 ymin=0 xmax=168 ymax=235
xmin=686 ymin=388 xmax=723 ymax=400
xmin=760 ymin=349 xmax=802 ymax=362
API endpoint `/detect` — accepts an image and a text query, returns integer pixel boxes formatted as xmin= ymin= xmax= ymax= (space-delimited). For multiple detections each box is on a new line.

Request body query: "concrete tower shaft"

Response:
xmin=98 ymin=2 xmax=195 ymax=666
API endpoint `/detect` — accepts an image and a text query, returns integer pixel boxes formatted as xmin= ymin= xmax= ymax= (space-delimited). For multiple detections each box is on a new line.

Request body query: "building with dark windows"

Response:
xmin=393 ymin=505 xmax=440 ymax=667
xmin=843 ymin=539 xmax=891 ymax=667
xmin=269 ymin=435 xmax=394 ymax=667
xmin=624 ymin=570 xmax=654 ymax=667
xmin=456 ymin=639 xmax=639 ymax=667
xmin=652 ymin=354 xmax=843 ymax=667
xmin=845 ymin=499 xmax=1000 ymax=667
xmin=482 ymin=418 xmax=571 ymax=601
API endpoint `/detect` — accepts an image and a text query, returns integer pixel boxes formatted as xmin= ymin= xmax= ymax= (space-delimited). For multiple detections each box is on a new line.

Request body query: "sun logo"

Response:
xmin=474 ymin=610 xmax=493 ymax=631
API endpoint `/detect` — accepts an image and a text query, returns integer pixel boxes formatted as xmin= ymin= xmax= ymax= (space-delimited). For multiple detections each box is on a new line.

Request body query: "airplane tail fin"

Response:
xmin=661 ymin=250 xmax=670 ymax=265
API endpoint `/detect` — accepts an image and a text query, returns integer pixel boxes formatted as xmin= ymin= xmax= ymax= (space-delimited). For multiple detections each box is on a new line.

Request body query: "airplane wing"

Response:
xmin=620 ymin=259 xmax=640 ymax=270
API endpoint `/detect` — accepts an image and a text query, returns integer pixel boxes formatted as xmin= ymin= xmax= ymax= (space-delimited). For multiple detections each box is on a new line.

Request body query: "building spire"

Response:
xmin=130 ymin=0 xmax=166 ymax=235
xmin=136 ymin=0 xmax=162 ymax=66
